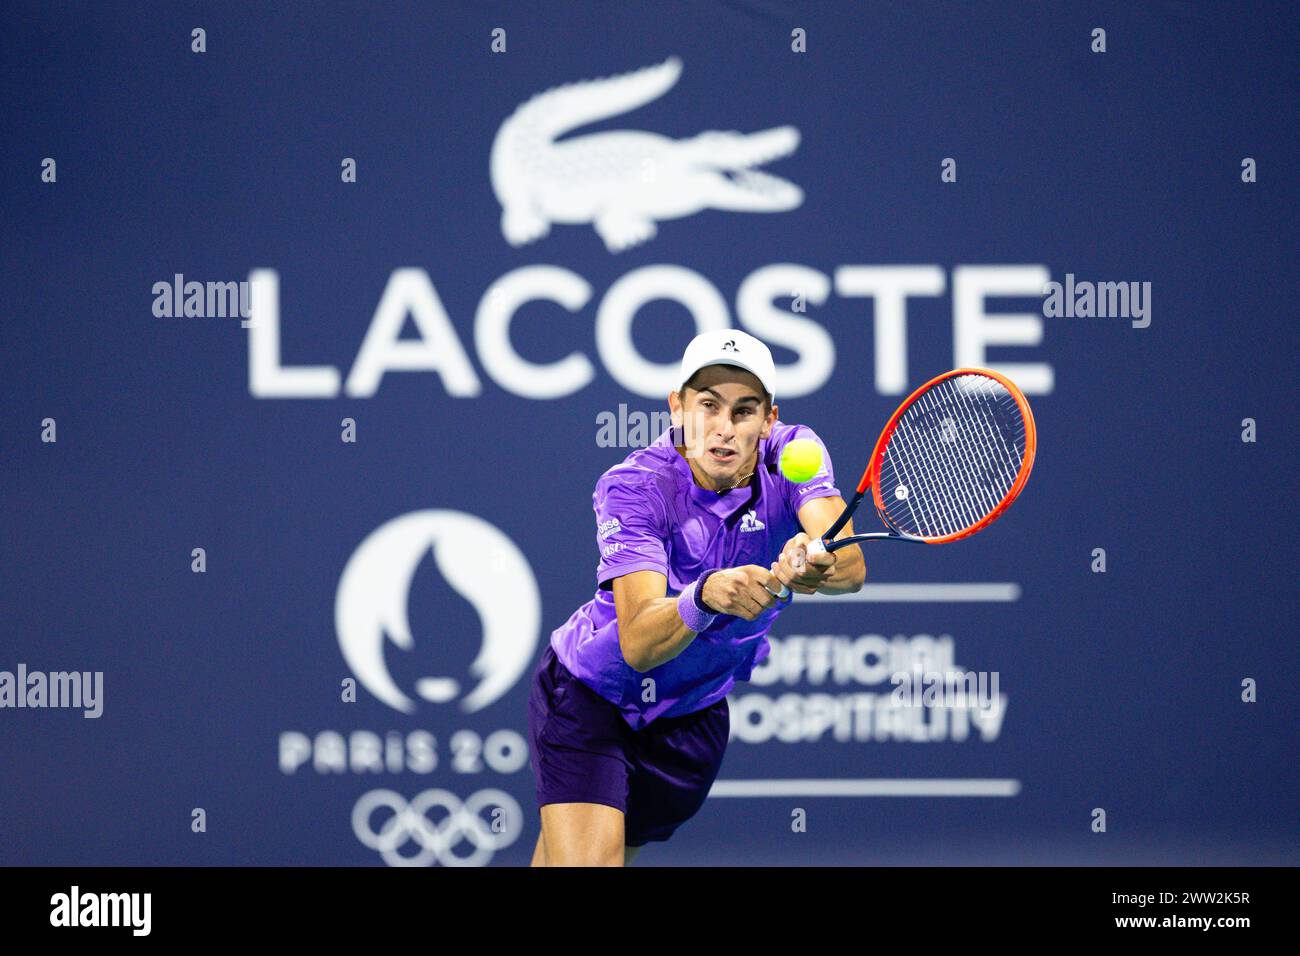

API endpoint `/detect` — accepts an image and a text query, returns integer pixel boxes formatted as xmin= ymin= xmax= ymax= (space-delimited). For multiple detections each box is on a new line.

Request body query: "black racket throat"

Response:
xmin=816 ymin=488 xmax=925 ymax=552
xmin=824 ymin=531 xmax=925 ymax=552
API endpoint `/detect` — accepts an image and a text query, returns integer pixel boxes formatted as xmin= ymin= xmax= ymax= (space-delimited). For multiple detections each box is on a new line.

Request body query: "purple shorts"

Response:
xmin=527 ymin=643 xmax=730 ymax=847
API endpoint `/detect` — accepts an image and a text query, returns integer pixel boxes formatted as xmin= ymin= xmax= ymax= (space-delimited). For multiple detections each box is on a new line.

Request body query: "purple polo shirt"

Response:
xmin=549 ymin=421 xmax=841 ymax=729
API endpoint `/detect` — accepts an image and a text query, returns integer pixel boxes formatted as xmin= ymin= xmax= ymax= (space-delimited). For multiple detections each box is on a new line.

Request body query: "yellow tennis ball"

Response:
xmin=779 ymin=438 xmax=823 ymax=483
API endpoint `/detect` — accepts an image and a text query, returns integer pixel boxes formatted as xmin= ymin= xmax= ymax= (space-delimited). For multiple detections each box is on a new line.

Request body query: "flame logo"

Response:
xmin=336 ymin=511 xmax=540 ymax=713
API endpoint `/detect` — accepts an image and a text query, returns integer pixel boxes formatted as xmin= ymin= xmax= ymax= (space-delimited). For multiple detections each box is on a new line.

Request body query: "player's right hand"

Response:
xmin=700 ymin=565 xmax=782 ymax=621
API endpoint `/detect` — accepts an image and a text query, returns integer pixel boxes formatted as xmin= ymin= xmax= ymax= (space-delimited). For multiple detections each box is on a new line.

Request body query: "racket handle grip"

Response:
xmin=774 ymin=538 xmax=826 ymax=600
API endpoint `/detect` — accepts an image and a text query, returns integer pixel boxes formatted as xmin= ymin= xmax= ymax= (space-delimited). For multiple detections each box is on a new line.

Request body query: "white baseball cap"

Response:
xmin=678 ymin=329 xmax=777 ymax=400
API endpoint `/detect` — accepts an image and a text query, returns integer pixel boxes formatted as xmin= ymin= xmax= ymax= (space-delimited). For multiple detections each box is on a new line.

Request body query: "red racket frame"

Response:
xmin=816 ymin=367 xmax=1037 ymax=553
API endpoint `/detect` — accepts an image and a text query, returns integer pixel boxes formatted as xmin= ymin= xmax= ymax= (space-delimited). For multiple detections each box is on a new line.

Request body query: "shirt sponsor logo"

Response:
xmin=602 ymin=542 xmax=627 ymax=558
xmin=796 ymin=480 xmax=833 ymax=496
xmin=739 ymin=511 xmax=766 ymax=533
xmin=598 ymin=518 xmax=622 ymax=539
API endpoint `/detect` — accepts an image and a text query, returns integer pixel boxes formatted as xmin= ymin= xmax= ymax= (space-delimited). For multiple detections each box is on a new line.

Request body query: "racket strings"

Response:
xmin=914 ymin=392 xmax=995 ymax=520
xmin=878 ymin=375 xmax=1027 ymax=539
xmin=896 ymin=415 xmax=979 ymax=532
xmin=892 ymin=393 xmax=989 ymax=533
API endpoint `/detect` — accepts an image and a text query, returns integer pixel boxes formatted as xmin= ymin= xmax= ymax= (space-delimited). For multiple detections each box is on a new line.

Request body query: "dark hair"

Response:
xmin=678 ymin=368 xmax=772 ymax=412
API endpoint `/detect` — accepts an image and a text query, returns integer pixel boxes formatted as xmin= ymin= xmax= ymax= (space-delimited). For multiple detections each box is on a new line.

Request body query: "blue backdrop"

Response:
xmin=2 ymin=1 xmax=1295 ymax=866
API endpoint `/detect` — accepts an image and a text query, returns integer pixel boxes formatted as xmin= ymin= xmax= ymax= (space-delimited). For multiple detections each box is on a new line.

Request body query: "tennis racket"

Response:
xmin=774 ymin=367 xmax=1037 ymax=598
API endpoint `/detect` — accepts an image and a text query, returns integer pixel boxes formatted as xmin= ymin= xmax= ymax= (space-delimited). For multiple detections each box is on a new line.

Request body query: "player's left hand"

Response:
xmin=771 ymin=532 xmax=836 ymax=594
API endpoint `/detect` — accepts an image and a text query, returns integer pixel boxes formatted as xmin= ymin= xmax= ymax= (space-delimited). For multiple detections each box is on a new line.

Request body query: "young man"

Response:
xmin=527 ymin=329 xmax=866 ymax=866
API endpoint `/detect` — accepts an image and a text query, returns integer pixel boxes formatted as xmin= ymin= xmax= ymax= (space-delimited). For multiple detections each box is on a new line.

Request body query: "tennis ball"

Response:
xmin=779 ymin=438 xmax=824 ymax=483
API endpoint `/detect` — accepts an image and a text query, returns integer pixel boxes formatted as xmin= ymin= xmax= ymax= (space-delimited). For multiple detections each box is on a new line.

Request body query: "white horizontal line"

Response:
xmin=709 ymin=778 xmax=1022 ymax=798
xmin=803 ymin=583 xmax=1021 ymax=603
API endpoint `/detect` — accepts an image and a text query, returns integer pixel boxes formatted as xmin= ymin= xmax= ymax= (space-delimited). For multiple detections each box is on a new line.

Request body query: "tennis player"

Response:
xmin=527 ymin=329 xmax=866 ymax=866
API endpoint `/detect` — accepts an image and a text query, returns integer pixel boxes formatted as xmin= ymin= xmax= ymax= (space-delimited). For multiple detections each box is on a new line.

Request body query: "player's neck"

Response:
xmin=677 ymin=446 xmax=757 ymax=493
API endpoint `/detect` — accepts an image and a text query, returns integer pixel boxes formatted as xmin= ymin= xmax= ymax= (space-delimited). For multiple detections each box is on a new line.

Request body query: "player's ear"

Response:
xmin=668 ymin=389 xmax=683 ymax=426
xmin=761 ymin=402 xmax=778 ymax=438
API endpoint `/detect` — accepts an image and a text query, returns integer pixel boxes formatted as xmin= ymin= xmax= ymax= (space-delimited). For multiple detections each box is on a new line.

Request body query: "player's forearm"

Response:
xmin=818 ymin=544 xmax=866 ymax=594
xmin=619 ymin=599 xmax=698 ymax=672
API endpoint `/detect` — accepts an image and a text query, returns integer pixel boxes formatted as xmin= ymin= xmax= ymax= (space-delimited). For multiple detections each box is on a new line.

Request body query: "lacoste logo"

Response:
xmin=491 ymin=56 xmax=803 ymax=253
